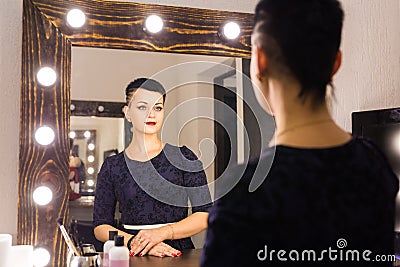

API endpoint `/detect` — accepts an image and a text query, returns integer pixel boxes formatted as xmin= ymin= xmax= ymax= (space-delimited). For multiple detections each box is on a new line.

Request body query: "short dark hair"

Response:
xmin=125 ymin=78 xmax=166 ymax=105
xmin=253 ymin=0 xmax=344 ymax=106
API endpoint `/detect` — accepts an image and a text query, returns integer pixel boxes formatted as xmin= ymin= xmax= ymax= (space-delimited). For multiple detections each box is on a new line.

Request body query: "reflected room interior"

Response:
xmin=68 ymin=47 xmax=275 ymax=249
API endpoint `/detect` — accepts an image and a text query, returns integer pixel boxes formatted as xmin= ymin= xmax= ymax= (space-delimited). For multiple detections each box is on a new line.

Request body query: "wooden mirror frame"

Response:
xmin=20 ymin=0 xmax=253 ymax=265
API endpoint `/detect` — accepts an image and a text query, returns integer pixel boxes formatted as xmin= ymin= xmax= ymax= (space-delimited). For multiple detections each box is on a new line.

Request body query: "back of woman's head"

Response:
xmin=125 ymin=78 xmax=166 ymax=105
xmin=253 ymin=0 xmax=344 ymax=105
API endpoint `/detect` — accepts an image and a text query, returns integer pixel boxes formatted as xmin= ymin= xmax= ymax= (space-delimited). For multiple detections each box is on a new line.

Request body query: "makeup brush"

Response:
xmin=56 ymin=218 xmax=81 ymax=256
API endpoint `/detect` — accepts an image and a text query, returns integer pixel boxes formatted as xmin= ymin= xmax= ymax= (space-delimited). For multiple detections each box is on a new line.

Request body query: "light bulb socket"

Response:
xmin=218 ymin=21 xmax=241 ymax=42
xmin=66 ymin=9 xmax=86 ymax=28
xmin=36 ymin=67 xmax=57 ymax=87
xmin=97 ymin=105 xmax=104 ymax=112
xmin=143 ymin=14 xmax=164 ymax=34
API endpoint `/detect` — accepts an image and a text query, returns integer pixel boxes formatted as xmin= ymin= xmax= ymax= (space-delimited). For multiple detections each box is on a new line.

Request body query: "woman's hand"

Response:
xmin=145 ymin=242 xmax=182 ymax=257
xmin=129 ymin=227 xmax=172 ymax=256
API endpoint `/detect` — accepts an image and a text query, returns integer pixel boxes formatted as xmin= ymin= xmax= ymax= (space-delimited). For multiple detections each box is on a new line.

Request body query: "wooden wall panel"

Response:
xmin=32 ymin=0 xmax=253 ymax=58
xmin=20 ymin=0 xmax=70 ymax=265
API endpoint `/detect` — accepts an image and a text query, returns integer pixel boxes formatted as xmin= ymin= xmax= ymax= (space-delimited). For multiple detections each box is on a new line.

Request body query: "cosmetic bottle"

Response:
xmin=109 ymin=235 xmax=129 ymax=267
xmin=103 ymin=230 xmax=118 ymax=267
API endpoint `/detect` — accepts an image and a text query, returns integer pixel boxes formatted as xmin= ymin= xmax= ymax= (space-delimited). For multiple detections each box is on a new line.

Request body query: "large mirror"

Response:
xmin=20 ymin=0 xmax=254 ymax=265
xmin=69 ymin=47 xmax=264 ymax=248
xmin=70 ymin=47 xmax=235 ymax=199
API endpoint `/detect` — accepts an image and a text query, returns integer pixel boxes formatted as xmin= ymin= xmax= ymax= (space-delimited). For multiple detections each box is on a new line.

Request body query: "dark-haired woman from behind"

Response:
xmin=201 ymin=0 xmax=398 ymax=266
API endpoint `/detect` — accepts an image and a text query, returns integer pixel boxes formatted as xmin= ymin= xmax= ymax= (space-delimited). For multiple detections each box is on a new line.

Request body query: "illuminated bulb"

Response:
xmin=33 ymin=186 xmax=53 ymax=206
xmin=66 ymin=9 xmax=86 ymax=28
xmin=84 ymin=131 xmax=91 ymax=138
xmin=36 ymin=67 xmax=57 ymax=87
xmin=69 ymin=131 xmax=76 ymax=139
xmin=70 ymin=104 xmax=76 ymax=111
xmin=33 ymin=247 xmax=50 ymax=267
xmin=88 ymin=143 xmax=95 ymax=151
xmin=97 ymin=105 xmax=104 ymax=112
xmin=87 ymin=167 xmax=94 ymax=175
xmin=87 ymin=155 xmax=95 ymax=163
xmin=35 ymin=126 xmax=55 ymax=146
xmin=87 ymin=179 xmax=95 ymax=187
xmin=87 ymin=189 xmax=94 ymax=193
xmin=223 ymin=21 xmax=241 ymax=40
xmin=145 ymin=15 xmax=163 ymax=33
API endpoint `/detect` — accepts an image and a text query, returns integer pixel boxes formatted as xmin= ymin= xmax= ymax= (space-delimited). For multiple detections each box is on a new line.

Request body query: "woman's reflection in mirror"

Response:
xmin=93 ymin=78 xmax=212 ymax=258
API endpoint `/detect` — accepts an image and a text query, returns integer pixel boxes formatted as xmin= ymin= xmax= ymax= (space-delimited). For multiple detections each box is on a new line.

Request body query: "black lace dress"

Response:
xmin=94 ymin=143 xmax=212 ymax=250
xmin=201 ymin=136 xmax=398 ymax=266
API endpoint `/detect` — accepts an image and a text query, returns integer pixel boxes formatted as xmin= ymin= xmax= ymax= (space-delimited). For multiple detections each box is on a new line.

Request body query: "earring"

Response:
xmin=256 ymin=73 xmax=264 ymax=82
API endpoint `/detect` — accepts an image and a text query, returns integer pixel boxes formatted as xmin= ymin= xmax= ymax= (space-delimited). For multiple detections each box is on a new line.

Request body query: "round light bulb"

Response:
xmin=88 ymin=143 xmax=95 ymax=151
xmin=145 ymin=15 xmax=163 ymax=33
xmin=87 ymin=179 xmax=95 ymax=187
xmin=35 ymin=126 xmax=55 ymax=146
xmin=69 ymin=131 xmax=76 ymax=139
xmin=87 ymin=167 xmax=94 ymax=175
xmin=33 ymin=247 xmax=51 ymax=267
xmin=36 ymin=67 xmax=57 ymax=87
xmin=223 ymin=22 xmax=241 ymax=40
xmin=66 ymin=9 xmax=86 ymax=28
xmin=84 ymin=131 xmax=91 ymax=138
xmin=33 ymin=186 xmax=53 ymax=206
xmin=87 ymin=155 xmax=95 ymax=163
xmin=97 ymin=105 xmax=104 ymax=112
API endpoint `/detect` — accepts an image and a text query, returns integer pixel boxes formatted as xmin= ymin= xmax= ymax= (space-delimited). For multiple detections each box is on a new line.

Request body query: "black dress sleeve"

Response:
xmin=180 ymin=146 xmax=213 ymax=213
xmin=93 ymin=157 xmax=117 ymax=228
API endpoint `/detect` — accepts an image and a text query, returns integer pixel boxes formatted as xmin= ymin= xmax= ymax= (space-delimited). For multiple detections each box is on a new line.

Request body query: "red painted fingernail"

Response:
xmin=177 ymin=252 xmax=182 ymax=256
xmin=172 ymin=253 xmax=177 ymax=257
xmin=139 ymin=253 xmax=143 ymax=257
xmin=129 ymin=251 xmax=134 ymax=256
xmin=161 ymin=254 xmax=165 ymax=257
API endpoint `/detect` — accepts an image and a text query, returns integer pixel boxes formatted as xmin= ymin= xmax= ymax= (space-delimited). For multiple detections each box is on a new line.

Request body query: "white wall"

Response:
xmin=1 ymin=0 xmax=400 ymax=242
xmin=110 ymin=0 xmax=258 ymax=12
xmin=70 ymin=117 xmax=125 ymax=168
xmin=332 ymin=0 xmax=400 ymax=130
xmin=0 ymin=0 xmax=22 ymax=241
